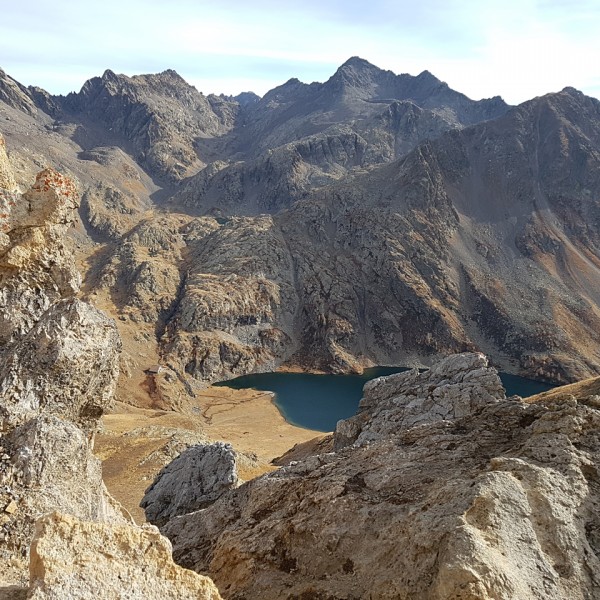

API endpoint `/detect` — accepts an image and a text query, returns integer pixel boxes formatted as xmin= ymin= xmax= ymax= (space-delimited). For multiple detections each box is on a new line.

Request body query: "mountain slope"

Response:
xmin=155 ymin=87 xmax=600 ymax=383
xmin=2 ymin=61 xmax=598 ymax=392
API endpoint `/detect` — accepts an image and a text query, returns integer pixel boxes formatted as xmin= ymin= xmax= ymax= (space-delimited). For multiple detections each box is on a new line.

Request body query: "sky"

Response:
xmin=1 ymin=0 xmax=599 ymax=105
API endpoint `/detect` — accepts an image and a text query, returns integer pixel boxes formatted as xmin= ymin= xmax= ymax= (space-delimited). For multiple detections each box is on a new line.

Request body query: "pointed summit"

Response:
xmin=334 ymin=56 xmax=386 ymax=80
xmin=339 ymin=56 xmax=379 ymax=70
xmin=415 ymin=70 xmax=441 ymax=83
xmin=101 ymin=69 xmax=118 ymax=82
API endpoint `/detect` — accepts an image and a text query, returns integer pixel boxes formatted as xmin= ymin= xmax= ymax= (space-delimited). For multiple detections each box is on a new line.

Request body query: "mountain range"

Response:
xmin=1 ymin=57 xmax=599 ymax=400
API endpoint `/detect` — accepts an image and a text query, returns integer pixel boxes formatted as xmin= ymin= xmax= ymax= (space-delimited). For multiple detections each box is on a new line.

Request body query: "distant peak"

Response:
xmin=101 ymin=69 xmax=118 ymax=81
xmin=342 ymin=56 xmax=372 ymax=66
xmin=416 ymin=70 xmax=441 ymax=83
xmin=339 ymin=56 xmax=379 ymax=71
xmin=561 ymin=86 xmax=583 ymax=97
xmin=234 ymin=91 xmax=261 ymax=106
xmin=159 ymin=68 xmax=186 ymax=82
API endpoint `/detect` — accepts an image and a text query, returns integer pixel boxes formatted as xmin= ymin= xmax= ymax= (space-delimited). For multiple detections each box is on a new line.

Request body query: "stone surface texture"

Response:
xmin=0 ymin=299 xmax=121 ymax=429
xmin=0 ymin=166 xmax=81 ymax=346
xmin=162 ymin=353 xmax=600 ymax=600
xmin=333 ymin=352 xmax=505 ymax=449
xmin=141 ymin=442 xmax=238 ymax=528
xmin=28 ymin=512 xmax=223 ymax=600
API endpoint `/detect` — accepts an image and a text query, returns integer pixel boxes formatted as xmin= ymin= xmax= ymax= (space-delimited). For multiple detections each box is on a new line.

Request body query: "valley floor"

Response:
xmin=95 ymin=388 xmax=323 ymax=522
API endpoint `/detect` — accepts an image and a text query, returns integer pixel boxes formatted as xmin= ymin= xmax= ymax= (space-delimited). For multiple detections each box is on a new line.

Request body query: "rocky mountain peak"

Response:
xmin=412 ymin=68 xmax=445 ymax=89
xmin=161 ymin=67 xmax=184 ymax=79
xmin=416 ymin=68 xmax=437 ymax=80
xmin=233 ymin=91 xmax=260 ymax=106
xmin=561 ymin=86 xmax=585 ymax=97
xmin=337 ymin=55 xmax=381 ymax=73
xmin=57 ymin=67 xmax=240 ymax=182
xmin=0 ymin=67 xmax=37 ymax=115
xmin=101 ymin=68 xmax=118 ymax=82
xmin=327 ymin=56 xmax=394 ymax=95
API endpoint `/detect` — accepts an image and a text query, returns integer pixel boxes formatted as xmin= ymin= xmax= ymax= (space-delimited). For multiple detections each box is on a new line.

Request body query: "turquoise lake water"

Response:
xmin=215 ymin=367 xmax=555 ymax=432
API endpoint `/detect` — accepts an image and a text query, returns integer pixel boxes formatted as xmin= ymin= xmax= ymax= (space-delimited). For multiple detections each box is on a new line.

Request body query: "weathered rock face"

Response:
xmin=60 ymin=69 xmax=239 ymax=181
xmin=162 ymin=353 xmax=600 ymax=600
xmin=333 ymin=352 xmax=505 ymax=450
xmin=0 ymin=298 xmax=121 ymax=429
xmin=0 ymin=69 xmax=36 ymax=117
xmin=160 ymin=215 xmax=296 ymax=382
xmin=0 ymin=415 xmax=125 ymax=570
xmin=141 ymin=442 xmax=238 ymax=528
xmin=80 ymin=175 xmax=150 ymax=242
xmin=0 ymin=165 xmax=81 ymax=346
xmin=0 ymin=155 xmax=224 ymax=599
xmin=90 ymin=214 xmax=189 ymax=325
xmin=0 ymin=158 xmax=125 ymax=583
xmin=171 ymin=115 xmax=454 ymax=216
xmin=0 ymin=146 xmax=120 ymax=430
xmin=28 ymin=512 xmax=223 ymax=600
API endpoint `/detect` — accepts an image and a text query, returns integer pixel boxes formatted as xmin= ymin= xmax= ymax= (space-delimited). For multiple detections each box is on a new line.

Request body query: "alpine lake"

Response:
xmin=215 ymin=366 xmax=555 ymax=433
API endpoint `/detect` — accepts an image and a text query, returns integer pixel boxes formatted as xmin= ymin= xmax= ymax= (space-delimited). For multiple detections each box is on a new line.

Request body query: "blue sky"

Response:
xmin=1 ymin=0 xmax=599 ymax=104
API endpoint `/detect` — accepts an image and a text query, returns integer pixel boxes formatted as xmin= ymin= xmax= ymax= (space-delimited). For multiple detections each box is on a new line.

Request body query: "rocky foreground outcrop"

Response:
xmin=163 ymin=353 xmax=600 ymax=599
xmin=141 ymin=442 xmax=239 ymax=528
xmin=0 ymin=141 xmax=222 ymax=598
xmin=0 ymin=154 xmax=124 ymax=579
xmin=27 ymin=512 xmax=222 ymax=600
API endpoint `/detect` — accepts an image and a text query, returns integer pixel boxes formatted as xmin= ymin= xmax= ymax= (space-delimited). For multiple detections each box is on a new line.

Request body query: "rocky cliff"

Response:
xmin=162 ymin=353 xmax=600 ymax=599
xmin=0 ymin=140 xmax=222 ymax=599
xmin=163 ymin=87 xmax=600 ymax=384
xmin=58 ymin=69 xmax=239 ymax=182
xmin=141 ymin=442 xmax=239 ymax=528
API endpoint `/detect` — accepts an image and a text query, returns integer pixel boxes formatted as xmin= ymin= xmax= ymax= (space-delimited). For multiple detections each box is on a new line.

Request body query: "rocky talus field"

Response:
xmin=1 ymin=58 xmax=600 ymax=599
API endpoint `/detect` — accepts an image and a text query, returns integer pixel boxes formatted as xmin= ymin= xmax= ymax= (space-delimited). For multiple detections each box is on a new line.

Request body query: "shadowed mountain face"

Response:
xmin=240 ymin=57 xmax=508 ymax=152
xmin=58 ymin=69 xmax=240 ymax=182
xmin=1 ymin=59 xmax=599 ymax=392
xmin=265 ymin=87 xmax=600 ymax=382
xmin=171 ymin=58 xmax=508 ymax=215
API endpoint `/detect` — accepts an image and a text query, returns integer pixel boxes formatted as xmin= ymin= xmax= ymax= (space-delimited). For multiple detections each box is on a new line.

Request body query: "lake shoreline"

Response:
xmin=216 ymin=367 xmax=556 ymax=431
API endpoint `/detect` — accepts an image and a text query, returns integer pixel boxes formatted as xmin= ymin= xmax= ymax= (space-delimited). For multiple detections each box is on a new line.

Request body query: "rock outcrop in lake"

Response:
xmin=162 ymin=353 xmax=600 ymax=599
